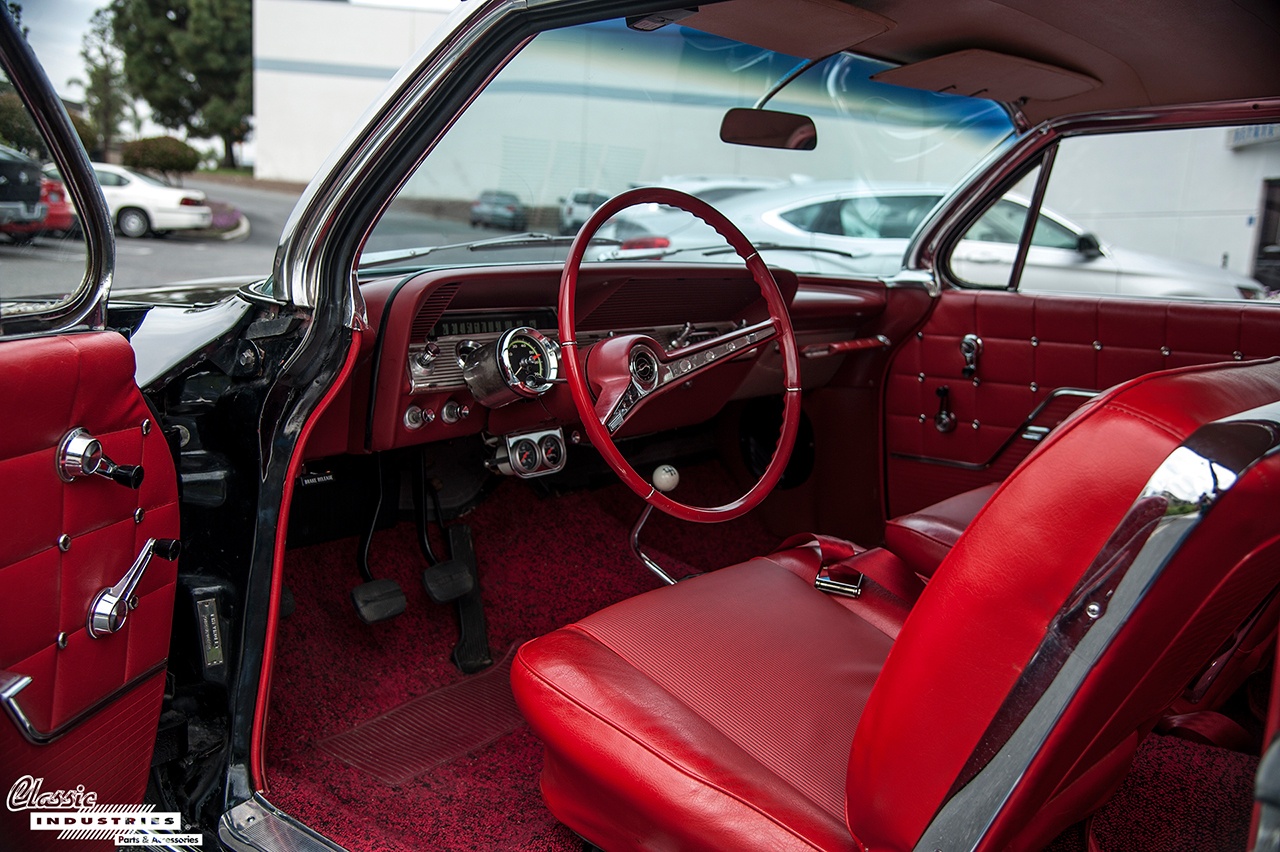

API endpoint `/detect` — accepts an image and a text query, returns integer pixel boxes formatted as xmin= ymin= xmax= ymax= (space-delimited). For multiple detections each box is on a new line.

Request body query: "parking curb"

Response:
xmin=219 ymin=214 xmax=251 ymax=242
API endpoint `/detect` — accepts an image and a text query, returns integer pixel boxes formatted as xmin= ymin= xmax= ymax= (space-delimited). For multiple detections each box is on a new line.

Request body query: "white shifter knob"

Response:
xmin=652 ymin=464 xmax=680 ymax=493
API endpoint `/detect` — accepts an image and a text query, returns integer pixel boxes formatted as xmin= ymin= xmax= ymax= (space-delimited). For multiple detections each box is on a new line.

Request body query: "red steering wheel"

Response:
xmin=557 ymin=187 xmax=802 ymax=523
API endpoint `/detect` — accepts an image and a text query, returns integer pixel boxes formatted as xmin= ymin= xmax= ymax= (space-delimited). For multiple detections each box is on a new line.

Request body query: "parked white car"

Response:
xmin=601 ymin=180 xmax=1266 ymax=299
xmin=89 ymin=162 xmax=213 ymax=238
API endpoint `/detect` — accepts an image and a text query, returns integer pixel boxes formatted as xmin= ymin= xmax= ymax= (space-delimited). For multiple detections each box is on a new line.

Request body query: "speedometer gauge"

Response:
xmin=503 ymin=330 xmax=555 ymax=391
xmin=461 ymin=325 xmax=561 ymax=408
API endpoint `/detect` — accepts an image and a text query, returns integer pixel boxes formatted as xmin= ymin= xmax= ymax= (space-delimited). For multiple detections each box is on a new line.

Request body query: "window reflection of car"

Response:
xmin=87 ymin=162 xmax=212 ymax=239
xmin=469 ymin=190 xmax=528 ymax=230
xmin=606 ymin=180 xmax=1266 ymax=299
xmin=558 ymin=189 xmax=610 ymax=234
xmin=0 ymin=143 xmax=45 ymax=233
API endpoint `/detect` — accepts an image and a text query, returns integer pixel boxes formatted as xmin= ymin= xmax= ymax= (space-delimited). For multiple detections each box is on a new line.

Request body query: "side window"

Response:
xmin=0 ymin=72 xmax=88 ymax=319
xmin=966 ymin=199 xmax=1026 ymax=244
xmin=1029 ymin=214 xmax=1080 ymax=250
xmin=949 ymin=125 xmax=1279 ymax=300
xmin=780 ymin=200 xmax=840 ymax=235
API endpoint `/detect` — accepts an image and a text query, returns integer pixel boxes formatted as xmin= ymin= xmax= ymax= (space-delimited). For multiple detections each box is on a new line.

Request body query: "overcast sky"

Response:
xmin=22 ymin=0 xmax=103 ymax=100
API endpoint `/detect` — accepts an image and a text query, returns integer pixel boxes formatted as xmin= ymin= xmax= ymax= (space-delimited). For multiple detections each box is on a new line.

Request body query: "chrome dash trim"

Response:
xmin=219 ymin=795 xmax=350 ymax=852
xmin=915 ymin=398 xmax=1280 ymax=852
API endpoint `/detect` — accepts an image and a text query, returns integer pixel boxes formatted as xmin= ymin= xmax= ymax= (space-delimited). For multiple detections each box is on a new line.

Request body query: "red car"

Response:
xmin=0 ymin=175 xmax=74 ymax=242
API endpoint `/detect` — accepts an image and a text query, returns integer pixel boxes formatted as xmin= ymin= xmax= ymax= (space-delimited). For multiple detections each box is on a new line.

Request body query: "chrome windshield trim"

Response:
xmin=915 ymin=398 xmax=1280 ymax=852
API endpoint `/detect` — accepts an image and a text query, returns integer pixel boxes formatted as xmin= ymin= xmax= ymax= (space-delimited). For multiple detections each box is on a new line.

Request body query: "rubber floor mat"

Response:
xmin=318 ymin=645 xmax=524 ymax=786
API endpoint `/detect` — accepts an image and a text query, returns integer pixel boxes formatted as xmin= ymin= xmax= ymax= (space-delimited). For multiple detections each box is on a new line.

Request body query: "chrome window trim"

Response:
xmin=915 ymin=398 xmax=1280 ymax=851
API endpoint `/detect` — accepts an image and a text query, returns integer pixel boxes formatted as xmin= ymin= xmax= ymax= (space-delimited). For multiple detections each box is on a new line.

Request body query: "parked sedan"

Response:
xmin=603 ymin=181 xmax=1266 ymax=299
xmin=469 ymin=189 xmax=527 ymax=230
xmin=88 ymin=162 xmax=212 ymax=238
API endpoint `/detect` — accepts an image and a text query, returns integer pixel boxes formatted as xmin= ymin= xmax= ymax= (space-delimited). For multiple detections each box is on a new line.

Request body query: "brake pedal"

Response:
xmin=423 ymin=558 xmax=474 ymax=604
xmin=351 ymin=578 xmax=407 ymax=625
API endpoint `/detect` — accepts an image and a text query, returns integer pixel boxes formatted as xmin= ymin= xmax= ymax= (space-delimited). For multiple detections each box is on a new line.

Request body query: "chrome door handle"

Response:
xmin=960 ymin=334 xmax=983 ymax=378
xmin=57 ymin=427 xmax=144 ymax=489
xmin=87 ymin=538 xmax=181 ymax=639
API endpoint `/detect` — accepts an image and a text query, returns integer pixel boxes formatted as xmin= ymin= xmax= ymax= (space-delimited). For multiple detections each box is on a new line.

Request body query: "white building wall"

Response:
xmin=253 ymin=0 xmax=452 ymax=183
xmin=1045 ymin=128 xmax=1280 ymax=277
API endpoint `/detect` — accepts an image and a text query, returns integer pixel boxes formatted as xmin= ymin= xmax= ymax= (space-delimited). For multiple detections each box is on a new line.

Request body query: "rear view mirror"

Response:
xmin=720 ymin=108 xmax=817 ymax=151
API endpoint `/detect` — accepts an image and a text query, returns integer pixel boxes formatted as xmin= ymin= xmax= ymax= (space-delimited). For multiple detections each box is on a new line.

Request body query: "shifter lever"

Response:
xmin=630 ymin=465 xmax=680 ymax=585
xmin=57 ymin=427 xmax=145 ymax=489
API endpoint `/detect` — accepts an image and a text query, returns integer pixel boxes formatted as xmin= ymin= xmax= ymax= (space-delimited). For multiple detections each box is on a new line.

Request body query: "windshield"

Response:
xmin=360 ymin=18 xmax=1014 ymax=278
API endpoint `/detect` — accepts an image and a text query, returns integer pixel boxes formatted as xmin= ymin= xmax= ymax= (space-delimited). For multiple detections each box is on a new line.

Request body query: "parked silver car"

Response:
xmin=600 ymin=180 xmax=1266 ymax=299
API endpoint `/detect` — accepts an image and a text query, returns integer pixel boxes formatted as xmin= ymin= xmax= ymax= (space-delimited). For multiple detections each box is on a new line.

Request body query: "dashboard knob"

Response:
xmin=415 ymin=341 xmax=442 ymax=367
xmin=441 ymin=400 xmax=471 ymax=424
xmin=652 ymin=464 xmax=680 ymax=493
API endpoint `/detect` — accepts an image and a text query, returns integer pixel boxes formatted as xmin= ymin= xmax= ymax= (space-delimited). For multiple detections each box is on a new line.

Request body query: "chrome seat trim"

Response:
xmin=916 ymin=398 xmax=1280 ymax=852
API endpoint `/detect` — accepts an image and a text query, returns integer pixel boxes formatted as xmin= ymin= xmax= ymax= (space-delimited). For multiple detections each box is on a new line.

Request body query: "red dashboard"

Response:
xmin=301 ymin=263 xmax=888 ymax=465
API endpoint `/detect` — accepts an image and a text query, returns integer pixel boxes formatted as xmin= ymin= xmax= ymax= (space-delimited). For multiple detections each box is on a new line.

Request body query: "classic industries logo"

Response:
xmin=7 ymin=775 xmax=200 ymax=846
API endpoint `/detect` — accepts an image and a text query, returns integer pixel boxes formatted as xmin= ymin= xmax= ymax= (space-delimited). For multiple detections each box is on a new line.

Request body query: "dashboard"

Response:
xmin=303 ymin=262 xmax=888 ymax=475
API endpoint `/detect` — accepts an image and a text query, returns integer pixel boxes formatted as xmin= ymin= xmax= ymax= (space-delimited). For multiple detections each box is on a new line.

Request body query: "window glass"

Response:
xmin=360 ymin=18 xmax=1015 ymax=278
xmin=949 ymin=125 xmax=1280 ymax=300
xmin=0 ymin=72 xmax=88 ymax=319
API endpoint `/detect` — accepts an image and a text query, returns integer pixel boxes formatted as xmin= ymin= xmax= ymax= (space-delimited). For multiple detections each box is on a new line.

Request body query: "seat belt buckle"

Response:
xmin=815 ymin=565 xmax=863 ymax=599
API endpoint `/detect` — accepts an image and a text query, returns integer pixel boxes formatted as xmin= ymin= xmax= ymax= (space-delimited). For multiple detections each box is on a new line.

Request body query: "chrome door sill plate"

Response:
xmin=219 ymin=795 xmax=349 ymax=852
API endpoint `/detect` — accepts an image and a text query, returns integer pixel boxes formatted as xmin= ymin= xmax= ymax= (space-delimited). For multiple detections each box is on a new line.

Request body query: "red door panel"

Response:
xmin=884 ymin=290 xmax=1280 ymax=517
xmin=0 ymin=332 xmax=180 ymax=851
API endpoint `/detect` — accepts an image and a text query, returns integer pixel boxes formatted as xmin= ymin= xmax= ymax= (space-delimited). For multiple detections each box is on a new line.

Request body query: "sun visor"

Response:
xmin=871 ymin=49 xmax=1101 ymax=102
xmin=682 ymin=0 xmax=894 ymax=59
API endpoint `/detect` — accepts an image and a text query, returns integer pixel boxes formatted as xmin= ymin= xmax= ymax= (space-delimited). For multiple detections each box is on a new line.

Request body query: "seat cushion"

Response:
xmin=883 ymin=483 xmax=997 ymax=578
xmin=512 ymin=556 xmax=893 ymax=851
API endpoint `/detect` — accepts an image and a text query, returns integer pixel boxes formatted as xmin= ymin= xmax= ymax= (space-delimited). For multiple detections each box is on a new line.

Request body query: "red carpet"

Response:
xmin=265 ymin=468 xmax=783 ymax=851
xmin=318 ymin=645 xmax=524 ymax=786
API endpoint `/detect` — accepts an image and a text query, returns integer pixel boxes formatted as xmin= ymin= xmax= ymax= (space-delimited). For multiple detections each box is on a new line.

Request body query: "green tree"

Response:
xmin=0 ymin=91 xmax=45 ymax=157
xmin=110 ymin=0 xmax=251 ymax=168
xmin=71 ymin=10 xmax=130 ymax=159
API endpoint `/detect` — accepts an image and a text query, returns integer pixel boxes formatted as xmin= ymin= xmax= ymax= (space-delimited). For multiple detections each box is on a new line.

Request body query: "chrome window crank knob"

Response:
xmin=57 ymin=427 xmax=145 ymax=489
xmin=87 ymin=538 xmax=181 ymax=639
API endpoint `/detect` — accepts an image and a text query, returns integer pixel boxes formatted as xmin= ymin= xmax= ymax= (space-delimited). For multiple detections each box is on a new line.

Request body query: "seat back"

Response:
xmin=847 ymin=357 xmax=1280 ymax=850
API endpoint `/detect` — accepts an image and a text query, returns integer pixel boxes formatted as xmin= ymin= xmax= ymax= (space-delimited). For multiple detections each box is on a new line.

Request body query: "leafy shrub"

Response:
xmin=0 ymin=92 xmax=45 ymax=157
xmin=121 ymin=136 xmax=200 ymax=180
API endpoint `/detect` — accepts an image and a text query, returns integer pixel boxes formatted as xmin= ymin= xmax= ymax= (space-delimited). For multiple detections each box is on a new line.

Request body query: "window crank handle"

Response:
xmin=57 ymin=427 xmax=145 ymax=489
xmin=86 ymin=538 xmax=181 ymax=639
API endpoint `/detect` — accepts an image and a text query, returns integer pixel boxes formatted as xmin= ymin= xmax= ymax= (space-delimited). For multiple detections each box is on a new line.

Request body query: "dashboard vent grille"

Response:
xmin=581 ymin=278 xmax=759 ymax=331
xmin=411 ymin=283 xmax=460 ymax=341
